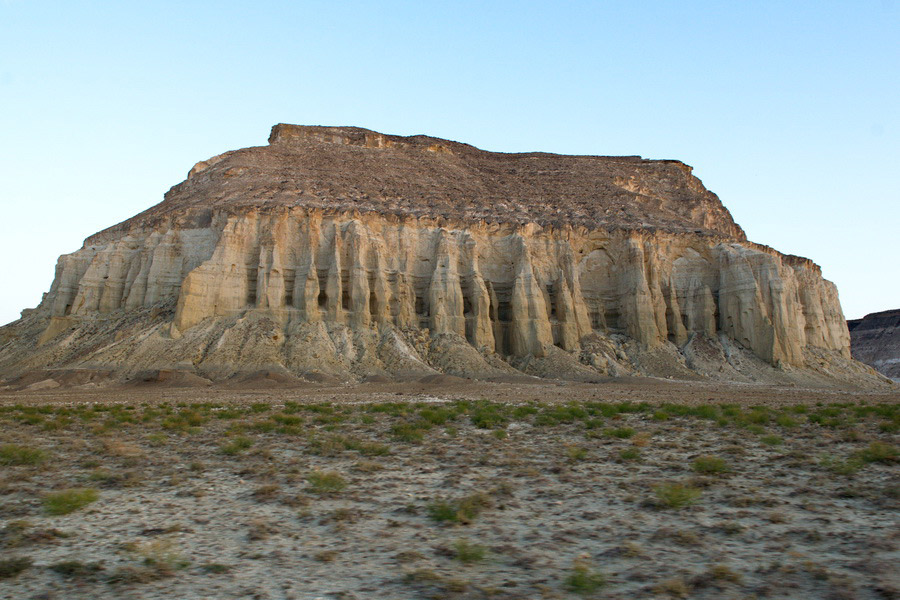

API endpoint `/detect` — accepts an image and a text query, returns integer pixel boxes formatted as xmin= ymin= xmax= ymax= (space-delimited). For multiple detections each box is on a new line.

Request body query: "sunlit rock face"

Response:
xmin=0 ymin=125 xmax=884 ymax=387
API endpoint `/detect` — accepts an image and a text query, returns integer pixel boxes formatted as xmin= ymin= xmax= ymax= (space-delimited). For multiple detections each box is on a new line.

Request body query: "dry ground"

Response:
xmin=0 ymin=379 xmax=898 ymax=599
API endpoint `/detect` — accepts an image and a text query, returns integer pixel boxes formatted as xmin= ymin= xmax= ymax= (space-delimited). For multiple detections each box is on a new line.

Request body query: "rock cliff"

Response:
xmin=0 ymin=125 xmax=887 ymax=387
xmin=848 ymin=310 xmax=900 ymax=381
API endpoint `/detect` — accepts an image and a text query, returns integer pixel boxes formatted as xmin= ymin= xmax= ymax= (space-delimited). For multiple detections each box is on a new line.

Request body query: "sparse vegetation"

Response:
xmin=221 ymin=435 xmax=254 ymax=455
xmin=0 ymin=391 xmax=897 ymax=597
xmin=452 ymin=538 xmax=487 ymax=563
xmin=306 ymin=470 xmax=347 ymax=494
xmin=620 ymin=447 xmax=642 ymax=461
xmin=564 ymin=561 xmax=606 ymax=595
xmin=653 ymin=482 xmax=702 ymax=509
xmin=50 ymin=560 xmax=105 ymax=578
xmin=0 ymin=443 xmax=47 ymax=465
xmin=566 ymin=445 xmax=588 ymax=461
xmin=427 ymin=492 xmax=492 ymax=524
xmin=0 ymin=556 xmax=32 ymax=579
xmin=605 ymin=427 xmax=636 ymax=439
xmin=856 ymin=441 xmax=897 ymax=463
xmin=692 ymin=455 xmax=730 ymax=474
xmin=44 ymin=488 xmax=100 ymax=515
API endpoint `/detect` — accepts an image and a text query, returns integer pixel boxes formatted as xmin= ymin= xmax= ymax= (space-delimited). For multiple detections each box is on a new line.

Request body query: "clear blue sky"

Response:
xmin=1 ymin=1 xmax=897 ymax=324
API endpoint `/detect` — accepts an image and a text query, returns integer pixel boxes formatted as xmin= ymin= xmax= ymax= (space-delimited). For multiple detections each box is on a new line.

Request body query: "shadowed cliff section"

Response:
xmin=848 ymin=309 xmax=900 ymax=380
xmin=0 ymin=125 xmax=889 ymax=389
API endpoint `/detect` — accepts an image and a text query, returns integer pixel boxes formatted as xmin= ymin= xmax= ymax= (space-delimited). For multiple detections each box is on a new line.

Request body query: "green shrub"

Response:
xmin=221 ymin=436 xmax=253 ymax=455
xmin=469 ymin=402 xmax=509 ymax=429
xmin=692 ymin=455 xmax=730 ymax=474
xmin=306 ymin=470 xmax=347 ymax=494
xmin=820 ymin=454 xmax=864 ymax=476
xmin=604 ymin=427 xmax=636 ymax=439
xmin=512 ymin=405 xmax=539 ymax=419
xmin=419 ymin=407 xmax=458 ymax=425
xmin=390 ymin=422 xmax=427 ymax=443
xmin=653 ymin=483 xmax=701 ymax=509
xmin=856 ymin=441 xmax=897 ymax=463
xmin=427 ymin=492 xmax=491 ymax=524
xmin=453 ymin=539 xmax=487 ymax=563
xmin=564 ymin=562 xmax=606 ymax=595
xmin=344 ymin=437 xmax=391 ymax=456
xmin=745 ymin=409 xmax=770 ymax=425
xmin=534 ymin=404 xmax=587 ymax=426
xmin=619 ymin=448 xmax=642 ymax=461
xmin=775 ymin=414 xmax=799 ymax=428
xmin=566 ymin=445 xmax=588 ymax=461
xmin=0 ymin=444 xmax=47 ymax=465
xmin=44 ymin=488 xmax=100 ymax=515
xmin=760 ymin=435 xmax=783 ymax=446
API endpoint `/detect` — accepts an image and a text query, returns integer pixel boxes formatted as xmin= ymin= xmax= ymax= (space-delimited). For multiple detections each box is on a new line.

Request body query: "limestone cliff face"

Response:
xmin=0 ymin=125 xmax=881 ymax=387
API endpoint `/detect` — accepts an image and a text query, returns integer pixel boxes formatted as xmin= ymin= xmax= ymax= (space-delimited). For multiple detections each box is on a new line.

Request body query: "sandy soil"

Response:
xmin=0 ymin=380 xmax=897 ymax=599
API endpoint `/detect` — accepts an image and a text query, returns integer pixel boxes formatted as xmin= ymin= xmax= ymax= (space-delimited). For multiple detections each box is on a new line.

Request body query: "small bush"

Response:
xmin=221 ymin=436 xmax=253 ymax=455
xmin=820 ymin=455 xmax=864 ymax=476
xmin=419 ymin=407 xmax=458 ymax=426
xmin=564 ymin=562 xmax=606 ymax=595
xmin=653 ymin=482 xmax=701 ymax=509
xmin=856 ymin=441 xmax=897 ymax=463
xmin=654 ymin=577 xmax=691 ymax=598
xmin=342 ymin=437 xmax=391 ymax=456
xmin=252 ymin=484 xmax=281 ymax=501
xmin=566 ymin=445 xmax=588 ymax=461
xmin=534 ymin=404 xmax=586 ymax=426
xmin=272 ymin=413 xmax=303 ymax=426
xmin=513 ymin=405 xmax=539 ymax=419
xmin=427 ymin=492 xmax=491 ymax=524
xmin=469 ymin=402 xmax=509 ymax=429
xmin=692 ymin=455 xmax=730 ymax=474
xmin=306 ymin=470 xmax=347 ymax=494
xmin=390 ymin=423 xmax=427 ymax=443
xmin=0 ymin=444 xmax=47 ymax=466
xmin=707 ymin=563 xmax=743 ymax=583
xmin=0 ymin=556 xmax=32 ymax=579
xmin=44 ymin=488 xmax=99 ymax=515
xmin=775 ymin=414 xmax=799 ymax=428
xmin=619 ymin=448 xmax=642 ymax=461
xmin=50 ymin=560 xmax=104 ymax=578
xmin=453 ymin=539 xmax=487 ymax=563
xmin=138 ymin=539 xmax=190 ymax=573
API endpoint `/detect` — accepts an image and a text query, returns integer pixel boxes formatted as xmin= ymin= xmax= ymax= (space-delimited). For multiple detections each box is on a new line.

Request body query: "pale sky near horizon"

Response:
xmin=1 ymin=1 xmax=897 ymax=325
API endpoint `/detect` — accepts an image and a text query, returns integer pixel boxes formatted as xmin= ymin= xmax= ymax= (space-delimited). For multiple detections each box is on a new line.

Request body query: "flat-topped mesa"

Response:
xmin=267 ymin=123 xmax=453 ymax=151
xmin=116 ymin=123 xmax=746 ymax=242
xmin=0 ymin=124 xmax=883 ymax=388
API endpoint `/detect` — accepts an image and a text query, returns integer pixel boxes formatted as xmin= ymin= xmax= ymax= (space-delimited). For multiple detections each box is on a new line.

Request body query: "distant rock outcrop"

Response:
xmin=0 ymin=125 xmax=887 ymax=388
xmin=848 ymin=310 xmax=900 ymax=380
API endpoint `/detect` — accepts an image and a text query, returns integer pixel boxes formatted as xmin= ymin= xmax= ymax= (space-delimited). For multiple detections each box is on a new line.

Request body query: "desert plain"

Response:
xmin=0 ymin=378 xmax=897 ymax=600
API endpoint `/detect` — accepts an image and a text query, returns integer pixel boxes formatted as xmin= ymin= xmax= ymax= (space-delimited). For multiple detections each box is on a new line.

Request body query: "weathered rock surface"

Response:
xmin=0 ymin=125 xmax=887 ymax=388
xmin=848 ymin=310 xmax=900 ymax=381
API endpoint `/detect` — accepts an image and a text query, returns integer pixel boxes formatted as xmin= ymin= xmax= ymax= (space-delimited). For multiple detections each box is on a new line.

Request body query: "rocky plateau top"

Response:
xmin=92 ymin=124 xmax=746 ymax=243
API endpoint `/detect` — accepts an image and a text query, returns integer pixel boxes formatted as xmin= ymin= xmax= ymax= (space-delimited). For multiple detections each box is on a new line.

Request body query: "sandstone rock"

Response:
xmin=0 ymin=125 xmax=884 ymax=387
